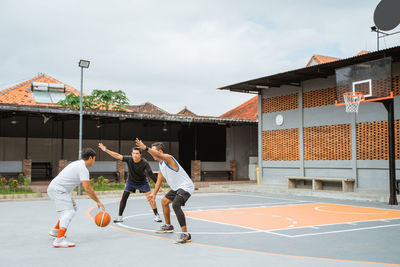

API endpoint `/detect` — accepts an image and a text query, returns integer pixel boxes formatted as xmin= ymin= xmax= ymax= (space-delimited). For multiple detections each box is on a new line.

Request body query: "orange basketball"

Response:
xmin=94 ymin=211 xmax=111 ymax=227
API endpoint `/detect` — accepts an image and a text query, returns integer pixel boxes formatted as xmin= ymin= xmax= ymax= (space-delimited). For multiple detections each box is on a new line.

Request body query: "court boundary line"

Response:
xmin=85 ymin=203 xmax=400 ymax=266
xmin=276 ymin=223 xmax=400 ymax=238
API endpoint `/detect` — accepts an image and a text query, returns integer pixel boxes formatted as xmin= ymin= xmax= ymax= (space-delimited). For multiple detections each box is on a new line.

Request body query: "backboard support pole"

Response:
xmin=383 ymin=99 xmax=398 ymax=205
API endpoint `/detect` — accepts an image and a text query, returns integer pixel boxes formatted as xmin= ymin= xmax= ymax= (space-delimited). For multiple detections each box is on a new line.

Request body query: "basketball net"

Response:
xmin=343 ymin=92 xmax=364 ymax=113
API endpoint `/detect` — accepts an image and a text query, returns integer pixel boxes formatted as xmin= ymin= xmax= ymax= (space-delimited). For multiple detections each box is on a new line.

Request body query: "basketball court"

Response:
xmin=75 ymin=192 xmax=400 ymax=266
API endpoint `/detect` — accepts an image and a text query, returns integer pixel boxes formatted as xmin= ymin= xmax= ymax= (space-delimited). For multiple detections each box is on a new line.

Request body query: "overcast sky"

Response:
xmin=0 ymin=0 xmax=399 ymax=116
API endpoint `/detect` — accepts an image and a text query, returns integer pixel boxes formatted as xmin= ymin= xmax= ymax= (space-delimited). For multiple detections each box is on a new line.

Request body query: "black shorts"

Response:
xmin=165 ymin=189 xmax=191 ymax=206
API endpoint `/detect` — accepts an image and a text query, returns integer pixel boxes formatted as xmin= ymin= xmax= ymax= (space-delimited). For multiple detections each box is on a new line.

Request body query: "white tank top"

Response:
xmin=159 ymin=157 xmax=194 ymax=194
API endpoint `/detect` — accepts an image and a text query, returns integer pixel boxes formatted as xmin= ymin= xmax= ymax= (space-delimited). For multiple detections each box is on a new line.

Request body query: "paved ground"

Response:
xmin=1 ymin=191 xmax=400 ymax=267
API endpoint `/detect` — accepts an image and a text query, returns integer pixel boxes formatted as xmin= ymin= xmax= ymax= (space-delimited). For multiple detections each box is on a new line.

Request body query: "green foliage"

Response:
xmin=18 ymin=173 xmax=25 ymax=185
xmin=0 ymin=177 xmax=7 ymax=187
xmin=97 ymin=176 xmax=110 ymax=187
xmin=57 ymin=93 xmax=81 ymax=109
xmin=57 ymin=90 xmax=129 ymax=111
xmin=8 ymin=179 xmax=18 ymax=191
xmin=90 ymin=178 xmax=95 ymax=187
xmin=24 ymin=177 xmax=30 ymax=186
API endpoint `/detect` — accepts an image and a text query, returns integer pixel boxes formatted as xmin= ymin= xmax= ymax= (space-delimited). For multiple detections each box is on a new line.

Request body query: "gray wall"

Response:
xmin=226 ymin=125 xmax=258 ymax=178
xmin=260 ymin=62 xmax=400 ymax=193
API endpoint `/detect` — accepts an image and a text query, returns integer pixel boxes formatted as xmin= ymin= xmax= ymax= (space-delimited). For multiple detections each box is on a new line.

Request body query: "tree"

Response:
xmin=57 ymin=90 xmax=129 ymax=111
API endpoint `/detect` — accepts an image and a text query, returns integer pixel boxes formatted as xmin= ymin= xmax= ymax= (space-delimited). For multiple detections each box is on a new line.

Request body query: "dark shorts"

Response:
xmin=124 ymin=180 xmax=150 ymax=193
xmin=165 ymin=189 xmax=191 ymax=206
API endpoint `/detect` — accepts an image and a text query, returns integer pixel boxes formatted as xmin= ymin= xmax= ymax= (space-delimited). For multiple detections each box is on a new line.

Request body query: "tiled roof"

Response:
xmin=306 ymin=54 xmax=340 ymax=67
xmin=126 ymin=102 xmax=169 ymax=114
xmin=0 ymin=73 xmax=80 ymax=106
xmin=306 ymin=51 xmax=371 ymax=67
xmin=220 ymin=96 xmax=258 ymax=122
xmin=177 ymin=106 xmax=197 ymax=116
xmin=356 ymin=50 xmax=370 ymax=56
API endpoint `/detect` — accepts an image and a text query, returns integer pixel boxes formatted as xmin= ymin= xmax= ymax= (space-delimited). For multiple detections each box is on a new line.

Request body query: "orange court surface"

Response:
xmin=185 ymin=203 xmax=400 ymax=232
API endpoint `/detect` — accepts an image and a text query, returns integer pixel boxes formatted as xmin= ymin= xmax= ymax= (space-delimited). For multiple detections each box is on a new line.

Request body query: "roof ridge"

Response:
xmin=0 ymin=74 xmax=44 ymax=96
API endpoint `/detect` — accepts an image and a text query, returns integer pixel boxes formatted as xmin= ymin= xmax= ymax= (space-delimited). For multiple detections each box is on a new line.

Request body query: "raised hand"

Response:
xmin=135 ymin=138 xmax=146 ymax=150
xmin=98 ymin=143 xmax=107 ymax=152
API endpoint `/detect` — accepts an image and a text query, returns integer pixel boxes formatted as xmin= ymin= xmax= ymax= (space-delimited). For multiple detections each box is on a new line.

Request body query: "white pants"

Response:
xmin=48 ymin=186 xmax=77 ymax=228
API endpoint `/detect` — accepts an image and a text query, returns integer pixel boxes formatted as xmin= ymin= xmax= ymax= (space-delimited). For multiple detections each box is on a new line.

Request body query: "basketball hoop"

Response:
xmin=343 ymin=92 xmax=364 ymax=113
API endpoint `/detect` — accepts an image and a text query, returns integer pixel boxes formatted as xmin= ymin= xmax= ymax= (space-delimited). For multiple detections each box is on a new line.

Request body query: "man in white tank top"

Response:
xmin=136 ymin=138 xmax=194 ymax=244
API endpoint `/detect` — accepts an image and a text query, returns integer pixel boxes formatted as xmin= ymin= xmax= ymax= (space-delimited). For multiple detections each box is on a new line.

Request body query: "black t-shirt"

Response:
xmin=122 ymin=156 xmax=157 ymax=184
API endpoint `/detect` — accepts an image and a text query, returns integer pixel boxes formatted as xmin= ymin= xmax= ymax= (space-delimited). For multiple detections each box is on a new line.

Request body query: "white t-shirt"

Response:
xmin=49 ymin=160 xmax=90 ymax=193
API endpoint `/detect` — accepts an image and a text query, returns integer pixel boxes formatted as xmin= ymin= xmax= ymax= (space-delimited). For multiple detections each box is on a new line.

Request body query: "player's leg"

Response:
xmin=53 ymin=197 xmax=77 ymax=248
xmin=142 ymin=182 xmax=162 ymax=222
xmin=172 ymin=189 xmax=192 ymax=244
xmin=156 ymin=190 xmax=175 ymax=233
xmin=114 ymin=191 xmax=130 ymax=223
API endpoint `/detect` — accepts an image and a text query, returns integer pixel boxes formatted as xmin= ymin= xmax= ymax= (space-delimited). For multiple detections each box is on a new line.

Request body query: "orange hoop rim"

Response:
xmin=335 ymin=92 xmax=394 ymax=106
xmin=343 ymin=92 xmax=364 ymax=99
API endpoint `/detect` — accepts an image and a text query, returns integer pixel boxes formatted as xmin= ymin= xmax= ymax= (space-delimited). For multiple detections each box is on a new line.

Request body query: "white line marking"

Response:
xmin=120 ymin=213 xmax=262 ymax=234
xmin=315 ymin=206 xmax=389 ymax=215
xmin=283 ymin=223 xmax=400 ymax=238
xmin=185 ymin=202 xmax=314 ymax=213
xmin=186 ymin=201 xmax=312 ymax=210
xmin=233 ymin=193 xmax=311 ymax=203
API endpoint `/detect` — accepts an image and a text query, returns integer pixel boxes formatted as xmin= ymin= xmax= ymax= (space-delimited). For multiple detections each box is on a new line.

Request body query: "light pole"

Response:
xmin=77 ymin=59 xmax=90 ymax=195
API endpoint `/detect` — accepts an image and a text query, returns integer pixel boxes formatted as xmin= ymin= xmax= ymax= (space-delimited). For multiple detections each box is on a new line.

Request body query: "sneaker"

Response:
xmin=154 ymin=214 xmax=162 ymax=222
xmin=53 ymin=237 xmax=75 ymax=248
xmin=49 ymin=228 xmax=59 ymax=238
xmin=113 ymin=216 xmax=123 ymax=223
xmin=175 ymin=233 xmax=191 ymax=244
xmin=156 ymin=224 xmax=174 ymax=233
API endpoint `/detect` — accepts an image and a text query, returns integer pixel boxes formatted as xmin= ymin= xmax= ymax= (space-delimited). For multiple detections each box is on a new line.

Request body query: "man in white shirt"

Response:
xmin=47 ymin=148 xmax=104 ymax=248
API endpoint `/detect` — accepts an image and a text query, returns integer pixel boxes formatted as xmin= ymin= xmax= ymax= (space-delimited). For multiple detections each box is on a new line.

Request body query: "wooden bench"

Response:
xmin=286 ymin=176 xmax=355 ymax=192
xmin=201 ymin=170 xmax=233 ymax=181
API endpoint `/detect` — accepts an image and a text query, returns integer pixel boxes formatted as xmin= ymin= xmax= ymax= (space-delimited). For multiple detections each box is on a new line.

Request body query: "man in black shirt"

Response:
xmin=98 ymin=143 xmax=162 ymax=223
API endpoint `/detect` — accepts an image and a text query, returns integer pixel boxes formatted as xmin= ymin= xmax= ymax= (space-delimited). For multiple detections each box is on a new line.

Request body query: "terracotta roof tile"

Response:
xmin=177 ymin=107 xmax=196 ymax=116
xmin=356 ymin=50 xmax=370 ymax=56
xmin=0 ymin=73 xmax=80 ymax=107
xmin=126 ymin=102 xmax=169 ymax=114
xmin=220 ymin=96 xmax=258 ymax=121
xmin=306 ymin=54 xmax=340 ymax=67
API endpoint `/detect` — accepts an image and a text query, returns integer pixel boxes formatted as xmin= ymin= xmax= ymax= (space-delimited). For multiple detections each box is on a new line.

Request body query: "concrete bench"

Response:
xmin=286 ymin=176 xmax=355 ymax=192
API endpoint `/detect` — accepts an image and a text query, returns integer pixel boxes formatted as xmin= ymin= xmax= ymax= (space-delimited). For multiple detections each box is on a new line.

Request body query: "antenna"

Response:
xmin=372 ymin=0 xmax=400 ymax=51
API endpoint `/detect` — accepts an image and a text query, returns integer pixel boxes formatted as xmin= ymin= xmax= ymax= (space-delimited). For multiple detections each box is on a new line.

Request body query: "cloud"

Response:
xmin=0 ymin=0 xmax=397 ymax=116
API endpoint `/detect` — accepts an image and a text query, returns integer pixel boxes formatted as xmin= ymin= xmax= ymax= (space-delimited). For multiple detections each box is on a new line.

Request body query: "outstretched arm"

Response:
xmin=98 ymin=143 xmax=123 ymax=161
xmin=135 ymin=138 xmax=178 ymax=171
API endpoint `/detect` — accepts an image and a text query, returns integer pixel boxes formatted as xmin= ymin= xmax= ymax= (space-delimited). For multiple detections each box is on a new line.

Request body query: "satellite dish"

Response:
xmin=373 ymin=0 xmax=400 ymax=31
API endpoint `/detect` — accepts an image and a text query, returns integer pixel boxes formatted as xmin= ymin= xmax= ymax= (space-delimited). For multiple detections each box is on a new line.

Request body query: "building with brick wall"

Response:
xmin=220 ymin=46 xmax=400 ymax=193
xmin=0 ymin=73 xmax=257 ymax=183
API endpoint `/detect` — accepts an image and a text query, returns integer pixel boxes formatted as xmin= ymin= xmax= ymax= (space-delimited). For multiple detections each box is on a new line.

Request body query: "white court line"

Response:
xmin=279 ymin=223 xmax=400 ymax=238
xmin=120 ymin=211 xmax=288 ymax=237
xmin=266 ymin=217 xmax=400 ymax=232
xmin=186 ymin=201 xmax=314 ymax=211
xmin=232 ymin=193 xmax=311 ymax=203
xmin=119 ymin=213 xmax=269 ymax=235
xmin=315 ymin=205 xmax=389 ymax=215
